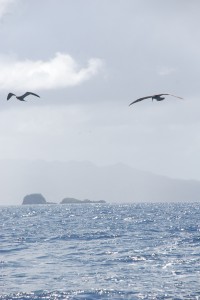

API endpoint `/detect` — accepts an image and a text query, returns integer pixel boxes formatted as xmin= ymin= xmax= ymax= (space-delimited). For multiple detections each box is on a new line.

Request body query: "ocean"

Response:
xmin=0 ymin=203 xmax=200 ymax=299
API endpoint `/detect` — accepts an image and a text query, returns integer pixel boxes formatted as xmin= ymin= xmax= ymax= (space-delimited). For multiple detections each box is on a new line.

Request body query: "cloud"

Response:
xmin=0 ymin=52 xmax=104 ymax=91
xmin=0 ymin=0 xmax=16 ymax=19
xmin=157 ymin=66 xmax=177 ymax=76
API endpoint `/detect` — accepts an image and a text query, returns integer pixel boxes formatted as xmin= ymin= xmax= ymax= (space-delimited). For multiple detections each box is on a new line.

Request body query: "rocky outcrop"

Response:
xmin=22 ymin=193 xmax=47 ymax=205
xmin=22 ymin=194 xmax=106 ymax=205
xmin=61 ymin=197 xmax=106 ymax=204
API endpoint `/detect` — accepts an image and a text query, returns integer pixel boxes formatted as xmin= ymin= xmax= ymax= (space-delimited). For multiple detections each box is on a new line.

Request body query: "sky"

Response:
xmin=0 ymin=0 xmax=200 ymax=181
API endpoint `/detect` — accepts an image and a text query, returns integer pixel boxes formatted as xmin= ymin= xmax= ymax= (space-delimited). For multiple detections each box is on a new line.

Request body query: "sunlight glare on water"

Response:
xmin=0 ymin=203 xmax=200 ymax=299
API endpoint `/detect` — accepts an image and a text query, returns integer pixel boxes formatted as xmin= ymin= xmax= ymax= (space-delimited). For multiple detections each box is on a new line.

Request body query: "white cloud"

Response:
xmin=0 ymin=52 xmax=104 ymax=91
xmin=0 ymin=0 xmax=16 ymax=19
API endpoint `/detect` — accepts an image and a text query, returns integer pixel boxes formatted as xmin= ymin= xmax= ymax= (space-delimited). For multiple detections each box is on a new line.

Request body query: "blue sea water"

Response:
xmin=0 ymin=203 xmax=200 ymax=300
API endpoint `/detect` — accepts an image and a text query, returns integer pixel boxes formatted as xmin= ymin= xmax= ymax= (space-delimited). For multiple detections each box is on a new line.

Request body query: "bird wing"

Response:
xmin=20 ymin=92 xmax=40 ymax=99
xmin=7 ymin=93 xmax=16 ymax=100
xmin=155 ymin=93 xmax=183 ymax=99
xmin=129 ymin=95 xmax=153 ymax=106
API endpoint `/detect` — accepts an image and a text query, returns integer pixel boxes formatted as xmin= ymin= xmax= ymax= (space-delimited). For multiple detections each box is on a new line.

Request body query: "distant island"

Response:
xmin=22 ymin=194 xmax=106 ymax=205
xmin=22 ymin=193 xmax=55 ymax=205
xmin=60 ymin=197 xmax=106 ymax=204
xmin=22 ymin=193 xmax=46 ymax=205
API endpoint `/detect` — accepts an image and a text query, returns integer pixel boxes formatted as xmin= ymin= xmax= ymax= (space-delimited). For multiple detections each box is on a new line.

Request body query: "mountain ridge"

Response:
xmin=0 ymin=159 xmax=199 ymax=205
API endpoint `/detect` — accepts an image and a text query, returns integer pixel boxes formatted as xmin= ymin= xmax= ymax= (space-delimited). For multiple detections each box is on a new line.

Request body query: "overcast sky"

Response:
xmin=0 ymin=0 xmax=200 ymax=180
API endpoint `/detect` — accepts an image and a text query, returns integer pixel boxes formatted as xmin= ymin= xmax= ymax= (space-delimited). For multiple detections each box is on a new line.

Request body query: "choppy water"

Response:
xmin=0 ymin=203 xmax=200 ymax=299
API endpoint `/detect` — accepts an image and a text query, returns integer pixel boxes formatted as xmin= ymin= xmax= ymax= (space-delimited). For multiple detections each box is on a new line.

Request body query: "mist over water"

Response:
xmin=1 ymin=160 xmax=200 ymax=206
xmin=1 ymin=203 xmax=200 ymax=299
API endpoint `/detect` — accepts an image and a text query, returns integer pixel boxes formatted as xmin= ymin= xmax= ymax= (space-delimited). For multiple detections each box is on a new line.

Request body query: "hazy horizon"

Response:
xmin=0 ymin=157 xmax=199 ymax=181
xmin=0 ymin=158 xmax=200 ymax=206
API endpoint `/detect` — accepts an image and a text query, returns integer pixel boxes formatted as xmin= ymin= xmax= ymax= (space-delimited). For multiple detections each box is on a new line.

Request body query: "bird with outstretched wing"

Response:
xmin=7 ymin=92 xmax=40 ymax=101
xmin=129 ymin=93 xmax=183 ymax=106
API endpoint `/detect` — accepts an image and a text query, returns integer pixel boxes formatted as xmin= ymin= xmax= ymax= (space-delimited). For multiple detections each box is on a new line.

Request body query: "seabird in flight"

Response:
xmin=7 ymin=92 xmax=40 ymax=101
xmin=129 ymin=93 xmax=183 ymax=106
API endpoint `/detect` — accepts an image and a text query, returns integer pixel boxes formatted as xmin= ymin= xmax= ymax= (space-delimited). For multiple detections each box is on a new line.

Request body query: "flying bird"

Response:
xmin=7 ymin=92 xmax=40 ymax=101
xmin=129 ymin=93 xmax=183 ymax=106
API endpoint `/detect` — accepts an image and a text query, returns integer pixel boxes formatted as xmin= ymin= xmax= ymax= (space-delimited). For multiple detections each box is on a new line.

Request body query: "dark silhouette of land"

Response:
xmin=22 ymin=193 xmax=106 ymax=205
xmin=22 ymin=193 xmax=47 ymax=205
xmin=61 ymin=198 xmax=106 ymax=204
